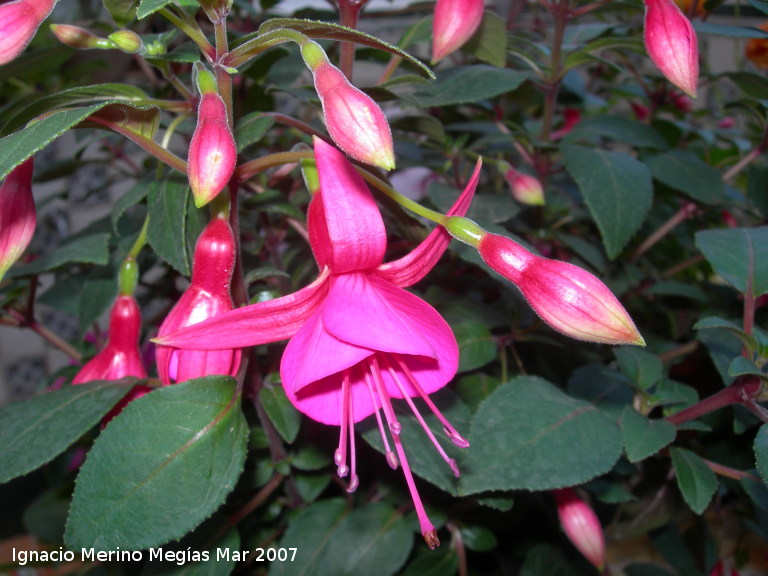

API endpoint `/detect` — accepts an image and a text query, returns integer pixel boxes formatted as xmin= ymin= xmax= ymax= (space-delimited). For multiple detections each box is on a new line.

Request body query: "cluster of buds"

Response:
xmin=431 ymin=0 xmax=485 ymax=62
xmin=0 ymin=159 xmax=36 ymax=282
xmin=0 ymin=0 xmax=56 ymax=65
xmin=499 ymin=161 xmax=545 ymax=206
xmin=443 ymin=216 xmax=644 ymax=346
xmin=300 ymin=41 xmax=395 ymax=171
xmin=643 ymin=0 xmax=699 ymax=97
xmin=554 ymin=488 xmax=606 ymax=570
xmin=155 ymin=214 xmax=241 ymax=384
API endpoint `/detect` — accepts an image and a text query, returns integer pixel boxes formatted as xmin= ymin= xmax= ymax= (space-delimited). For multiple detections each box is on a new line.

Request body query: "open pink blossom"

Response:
xmin=0 ymin=158 xmax=36 ymax=281
xmin=0 ymin=0 xmax=56 ymax=65
xmin=157 ymin=138 xmax=482 ymax=547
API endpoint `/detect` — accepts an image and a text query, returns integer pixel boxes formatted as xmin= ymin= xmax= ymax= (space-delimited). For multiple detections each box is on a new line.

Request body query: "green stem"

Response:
xmin=265 ymin=112 xmax=328 ymax=140
xmin=129 ymin=216 xmax=149 ymax=259
xmin=213 ymin=17 xmax=234 ymax=126
xmin=235 ymin=150 xmax=314 ymax=182
xmin=223 ymin=28 xmax=309 ymax=69
xmin=159 ymin=7 xmax=216 ymax=60
xmin=357 ymin=168 xmax=445 ymax=224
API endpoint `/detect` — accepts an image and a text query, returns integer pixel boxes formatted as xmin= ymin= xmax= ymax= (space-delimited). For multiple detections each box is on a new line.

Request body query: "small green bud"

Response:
xmin=108 ymin=30 xmax=143 ymax=54
xmin=194 ymin=62 xmax=218 ymax=95
xmin=300 ymin=40 xmax=328 ymax=71
xmin=442 ymin=216 xmax=485 ymax=247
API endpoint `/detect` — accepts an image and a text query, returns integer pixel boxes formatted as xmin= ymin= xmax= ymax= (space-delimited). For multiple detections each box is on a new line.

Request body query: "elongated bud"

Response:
xmin=301 ymin=42 xmax=395 ymax=171
xmin=432 ymin=0 xmax=485 ymax=62
xmin=188 ymin=90 xmax=236 ymax=208
xmin=108 ymin=30 xmax=143 ymax=53
xmin=0 ymin=159 xmax=36 ymax=281
xmin=476 ymin=233 xmax=644 ymax=345
xmin=0 ymin=0 xmax=56 ymax=65
xmin=554 ymin=488 xmax=606 ymax=571
xmin=501 ymin=163 xmax=544 ymax=206
xmin=155 ymin=216 xmax=241 ymax=384
xmin=644 ymin=0 xmax=699 ymax=97
xmin=50 ymin=24 xmax=111 ymax=50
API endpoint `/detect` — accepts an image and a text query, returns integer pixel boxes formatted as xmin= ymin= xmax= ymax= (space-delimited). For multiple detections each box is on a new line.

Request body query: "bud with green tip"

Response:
xmin=50 ymin=24 xmax=113 ymax=50
xmin=108 ymin=30 xmax=143 ymax=54
xmin=501 ymin=162 xmax=544 ymax=206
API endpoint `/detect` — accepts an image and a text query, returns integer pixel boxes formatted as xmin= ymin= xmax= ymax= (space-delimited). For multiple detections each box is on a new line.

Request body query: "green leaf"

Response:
xmin=112 ymin=178 xmax=149 ymax=230
xmin=695 ymin=21 xmax=768 ymax=39
xmin=725 ymin=71 xmax=768 ymax=101
xmin=454 ymin=321 xmax=497 ymax=372
xmin=65 ymin=376 xmax=248 ymax=550
xmin=645 ymin=150 xmax=723 ymax=204
xmin=696 ymin=227 xmax=768 ymax=297
xmin=270 ymin=500 xmax=413 ymax=576
xmin=694 ymin=316 xmax=758 ymax=354
xmin=0 ymin=380 xmax=133 ymax=484
xmin=147 ymin=180 xmax=203 ymax=276
xmin=729 ymin=356 xmax=765 ymax=378
xmin=104 ymin=0 xmax=139 ymax=26
xmin=235 ymin=113 xmax=274 ymax=153
xmin=0 ymin=104 xmax=109 ymax=180
xmin=461 ymin=525 xmax=498 ymax=552
xmin=520 ymin=544 xmax=570 ymax=576
xmin=621 ymin=407 xmax=676 ymax=463
xmin=460 ymin=377 xmax=623 ymax=493
xmin=755 ymin=424 xmax=768 ymax=485
xmin=406 ymin=66 xmax=528 ymax=108
xmin=670 ymin=447 xmax=718 ymax=514
xmin=259 ymin=385 xmax=301 ymax=444
xmin=137 ymin=0 xmax=175 ymax=19
xmin=79 ymin=277 xmax=117 ymax=332
xmin=8 ymin=233 xmax=111 ymax=278
xmin=565 ymin=115 xmax=668 ymax=150
xmin=562 ymin=144 xmax=653 ymax=259
xmin=613 ymin=347 xmax=663 ymax=390
xmin=400 ymin=548 xmax=458 ymax=576
xmin=464 ymin=11 xmax=507 ymax=68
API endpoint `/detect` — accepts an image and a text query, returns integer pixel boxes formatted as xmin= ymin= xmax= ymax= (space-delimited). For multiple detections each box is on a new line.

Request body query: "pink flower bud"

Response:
xmin=0 ymin=0 xmax=55 ymax=65
xmin=50 ymin=24 xmax=103 ymax=49
xmin=188 ymin=92 xmax=236 ymax=208
xmin=155 ymin=216 xmax=241 ymax=384
xmin=311 ymin=62 xmax=395 ymax=171
xmin=477 ymin=233 xmax=644 ymax=345
xmin=432 ymin=0 xmax=485 ymax=62
xmin=644 ymin=0 xmax=699 ymax=97
xmin=503 ymin=166 xmax=544 ymax=206
xmin=554 ymin=488 xmax=606 ymax=570
xmin=73 ymin=295 xmax=147 ymax=384
xmin=0 ymin=159 xmax=36 ymax=281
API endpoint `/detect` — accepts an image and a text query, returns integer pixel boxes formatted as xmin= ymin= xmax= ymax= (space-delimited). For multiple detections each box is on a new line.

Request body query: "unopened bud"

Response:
xmin=501 ymin=163 xmax=544 ymax=206
xmin=432 ymin=0 xmax=485 ymax=62
xmin=0 ymin=0 xmax=56 ymax=65
xmin=50 ymin=24 xmax=109 ymax=49
xmin=0 ymin=159 xmax=36 ymax=281
xmin=108 ymin=30 xmax=143 ymax=53
xmin=477 ymin=233 xmax=645 ymax=345
xmin=554 ymin=488 xmax=606 ymax=571
xmin=644 ymin=0 xmax=699 ymax=97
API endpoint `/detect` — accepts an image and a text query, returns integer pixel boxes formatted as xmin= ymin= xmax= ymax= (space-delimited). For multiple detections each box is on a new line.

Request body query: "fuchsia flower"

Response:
xmin=158 ymin=138 xmax=482 ymax=547
xmin=644 ymin=0 xmax=699 ymax=97
xmin=475 ymin=232 xmax=644 ymax=345
xmin=0 ymin=0 xmax=56 ymax=65
xmin=155 ymin=215 xmax=241 ymax=384
xmin=554 ymin=488 xmax=606 ymax=570
xmin=432 ymin=0 xmax=485 ymax=62
xmin=188 ymin=89 xmax=237 ymax=208
xmin=0 ymin=158 xmax=36 ymax=282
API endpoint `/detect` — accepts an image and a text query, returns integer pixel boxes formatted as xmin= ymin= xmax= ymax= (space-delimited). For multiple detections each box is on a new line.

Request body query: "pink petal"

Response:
xmin=376 ymin=158 xmax=482 ymax=287
xmin=312 ymin=138 xmax=387 ymax=273
xmin=154 ymin=267 xmax=331 ymax=349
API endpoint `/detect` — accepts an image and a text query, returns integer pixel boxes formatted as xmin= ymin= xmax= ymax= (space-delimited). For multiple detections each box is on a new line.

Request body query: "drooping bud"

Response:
xmin=554 ymin=488 xmax=606 ymax=571
xmin=50 ymin=24 xmax=111 ymax=50
xmin=0 ymin=159 xmax=36 ymax=282
xmin=501 ymin=162 xmax=544 ymax=206
xmin=0 ymin=0 xmax=56 ymax=65
xmin=155 ymin=216 xmax=241 ymax=384
xmin=108 ymin=30 xmax=143 ymax=53
xmin=643 ymin=0 xmax=699 ymax=97
xmin=432 ymin=0 xmax=485 ymax=63
xmin=301 ymin=41 xmax=395 ymax=171
xmin=187 ymin=73 xmax=236 ymax=208
xmin=476 ymin=232 xmax=644 ymax=345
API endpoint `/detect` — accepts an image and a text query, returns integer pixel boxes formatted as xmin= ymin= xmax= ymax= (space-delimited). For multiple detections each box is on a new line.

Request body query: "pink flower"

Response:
xmin=0 ymin=0 xmax=56 ymax=65
xmin=158 ymin=138 xmax=482 ymax=547
xmin=188 ymin=91 xmax=237 ymax=208
xmin=644 ymin=0 xmax=699 ymax=97
xmin=155 ymin=215 xmax=241 ymax=384
xmin=0 ymin=158 xmax=36 ymax=281
xmin=554 ymin=488 xmax=606 ymax=570
xmin=73 ymin=295 xmax=147 ymax=384
xmin=432 ymin=0 xmax=485 ymax=62
xmin=476 ymin=233 xmax=644 ymax=345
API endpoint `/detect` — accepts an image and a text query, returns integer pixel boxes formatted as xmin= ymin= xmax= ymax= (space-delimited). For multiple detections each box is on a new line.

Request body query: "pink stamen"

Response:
xmin=385 ymin=359 xmax=460 ymax=478
xmin=347 ymin=379 xmax=359 ymax=493
xmin=364 ymin=369 xmax=399 ymax=469
xmin=336 ymin=370 xmax=351 ymax=478
xmin=395 ymin=355 xmax=470 ymax=448
xmin=369 ymin=356 xmax=402 ymax=437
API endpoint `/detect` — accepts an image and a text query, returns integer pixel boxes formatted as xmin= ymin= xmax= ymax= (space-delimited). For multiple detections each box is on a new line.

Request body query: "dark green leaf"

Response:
xmin=670 ymin=447 xmax=718 ymax=514
xmin=235 ymin=113 xmax=274 ymax=153
xmin=454 ymin=321 xmax=497 ymax=372
xmin=725 ymin=71 xmax=768 ymax=100
xmin=645 ymin=150 xmax=723 ymax=204
xmin=614 ymin=347 xmax=663 ymax=390
xmin=65 ymin=376 xmax=248 ymax=550
xmin=8 ymin=233 xmax=111 ymax=278
xmin=694 ymin=316 xmax=758 ymax=354
xmin=566 ymin=115 xmax=668 ymax=150
xmin=696 ymin=227 xmax=768 ymax=297
xmin=406 ymin=66 xmax=528 ymax=107
xmin=621 ymin=407 xmax=676 ymax=463
xmin=520 ymin=544 xmax=570 ymax=576
xmin=562 ymin=144 xmax=653 ymax=259
xmin=270 ymin=500 xmax=413 ymax=576
xmin=79 ymin=277 xmax=117 ymax=332
xmin=259 ymin=386 xmax=301 ymax=444
xmin=696 ymin=22 xmax=768 ymax=38
xmin=400 ymin=548 xmax=458 ymax=576
xmin=24 ymin=488 xmax=70 ymax=544
xmin=112 ymin=179 xmax=149 ymax=230
xmin=464 ymin=11 xmax=507 ymax=67
xmin=0 ymin=380 xmax=133 ymax=484
xmin=461 ymin=525 xmax=497 ymax=552
xmin=104 ymin=0 xmax=139 ymax=26
xmin=147 ymin=180 xmax=201 ymax=276
xmin=137 ymin=0 xmax=175 ymax=19
xmin=755 ymin=424 xmax=768 ymax=485
xmin=461 ymin=377 xmax=623 ymax=493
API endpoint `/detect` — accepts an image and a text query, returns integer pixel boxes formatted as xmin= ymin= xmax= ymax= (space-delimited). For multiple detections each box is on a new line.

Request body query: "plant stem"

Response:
xmin=128 ymin=216 xmax=149 ymax=259
xmin=159 ymin=7 xmax=216 ymax=61
xmin=703 ymin=458 xmax=760 ymax=482
xmin=235 ymin=150 xmax=313 ymax=182
xmin=7 ymin=308 xmax=82 ymax=361
xmin=723 ymin=124 xmax=768 ymax=183
xmin=264 ymin=112 xmax=329 ymax=140
xmin=630 ymin=202 xmax=697 ymax=262
xmin=665 ymin=377 xmax=762 ymax=426
xmin=213 ymin=16 xmax=234 ymax=126
xmin=539 ymin=0 xmax=569 ymax=142
xmin=337 ymin=0 xmax=368 ymax=79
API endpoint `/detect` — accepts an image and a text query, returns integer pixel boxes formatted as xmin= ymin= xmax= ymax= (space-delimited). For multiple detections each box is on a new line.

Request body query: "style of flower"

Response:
xmin=157 ymin=137 xmax=482 ymax=547
xmin=0 ymin=0 xmax=56 ymax=65
xmin=432 ymin=0 xmax=485 ymax=62
xmin=0 ymin=158 xmax=36 ymax=282
xmin=155 ymin=215 xmax=241 ymax=384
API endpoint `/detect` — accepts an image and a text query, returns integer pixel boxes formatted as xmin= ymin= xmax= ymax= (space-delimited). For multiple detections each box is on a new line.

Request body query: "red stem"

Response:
xmin=665 ymin=377 xmax=763 ymax=427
